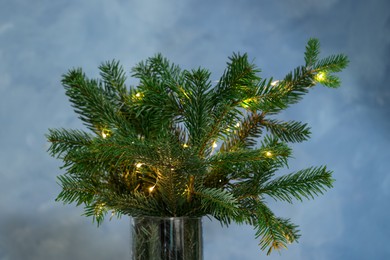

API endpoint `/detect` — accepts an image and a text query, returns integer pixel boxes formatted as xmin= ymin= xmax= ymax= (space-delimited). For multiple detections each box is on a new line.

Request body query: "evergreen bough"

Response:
xmin=46 ymin=38 xmax=348 ymax=255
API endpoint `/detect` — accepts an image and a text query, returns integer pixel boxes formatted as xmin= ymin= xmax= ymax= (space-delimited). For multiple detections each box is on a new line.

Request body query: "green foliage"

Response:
xmin=262 ymin=119 xmax=311 ymax=143
xmin=46 ymin=38 xmax=348 ymax=254
xmin=261 ymin=166 xmax=334 ymax=203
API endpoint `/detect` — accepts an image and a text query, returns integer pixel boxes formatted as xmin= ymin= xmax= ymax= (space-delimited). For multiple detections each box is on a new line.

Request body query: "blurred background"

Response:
xmin=0 ymin=0 xmax=389 ymax=259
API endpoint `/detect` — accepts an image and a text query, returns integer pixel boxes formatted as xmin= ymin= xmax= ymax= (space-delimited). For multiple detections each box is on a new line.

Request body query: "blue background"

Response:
xmin=1 ymin=0 xmax=389 ymax=259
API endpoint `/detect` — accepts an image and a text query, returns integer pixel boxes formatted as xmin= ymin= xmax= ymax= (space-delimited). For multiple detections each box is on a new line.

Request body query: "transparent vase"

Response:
xmin=130 ymin=216 xmax=203 ymax=260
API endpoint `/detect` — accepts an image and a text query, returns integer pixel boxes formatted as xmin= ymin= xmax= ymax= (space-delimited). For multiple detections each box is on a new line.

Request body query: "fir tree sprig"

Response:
xmin=46 ymin=38 xmax=348 ymax=254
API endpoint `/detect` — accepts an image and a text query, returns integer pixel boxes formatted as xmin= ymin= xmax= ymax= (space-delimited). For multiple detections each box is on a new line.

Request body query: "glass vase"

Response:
xmin=130 ymin=216 xmax=203 ymax=260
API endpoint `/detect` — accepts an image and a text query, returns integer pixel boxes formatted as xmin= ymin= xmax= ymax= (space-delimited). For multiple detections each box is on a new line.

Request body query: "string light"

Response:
xmin=183 ymin=143 xmax=189 ymax=148
xmin=96 ymin=202 xmax=106 ymax=214
xmin=134 ymin=92 xmax=144 ymax=100
xmin=265 ymin=151 xmax=273 ymax=158
xmin=271 ymin=80 xmax=280 ymax=86
xmin=241 ymin=97 xmax=256 ymax=108
xmin=101 ymin=129 xmax=110 ymax=139
xmin=135 ymin=162 xmax=143 ymax=168
xmin=179 ymin=86 xmax=190 ymax=99
xmin=210 ymin=141 xmax=218 ymax=156
xmin=315 ymin=71 xmax=326 ymax=82
xmin=148 ymin=180 xmax=158 ymax=193
xmin=241 ymin=102 xmax=249 ymax=109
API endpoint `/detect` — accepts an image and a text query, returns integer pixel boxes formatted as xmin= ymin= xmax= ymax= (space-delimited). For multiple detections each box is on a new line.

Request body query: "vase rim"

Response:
xmin=132 ymin=216 xmax=202 ymax=220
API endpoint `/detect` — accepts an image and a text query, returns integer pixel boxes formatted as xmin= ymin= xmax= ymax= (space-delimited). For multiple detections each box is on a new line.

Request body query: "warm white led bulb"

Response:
xmin=315 ymin=72 xmax=326 ymax=82
xmin=271 ymin=80 xmax=280 ymax=86
xmin=134 ymin=92 xmax=144 ymax=100
xmin=135 ymin=162 xmax=143 ymax=168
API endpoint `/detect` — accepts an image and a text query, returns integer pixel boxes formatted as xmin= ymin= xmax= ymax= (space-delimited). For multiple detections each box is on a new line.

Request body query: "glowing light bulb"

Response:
xmin=315 ymin=72 xmax=326 ymax=82
xmin=235 ymin=122 xmax=240 ymax=128
xmin=101 ymin=129 xmax=110 ymax=139
xmin=265 ymin=151 xmax=273 ymax=157
xmin=271 ymin=80 xmax=280 ymax=86
xmin=212 ymin=142 xmax=218 ymax=148
xmin=134 ymin=92 xmax=143 ymax=100
xmin=183 ymin=143 xmax=189 ymax=148
xmin=135 ymin=162 xmax=143 ymax=168
xmin=148 ymin=186 xmax=155 ymax=192
xmin=241 ymin=97 xmax=256 ymax=108
xmin=97 ymin=202 xmax=105 ymax=213
xmin=241 ymin=102 xmax=249 ymax=109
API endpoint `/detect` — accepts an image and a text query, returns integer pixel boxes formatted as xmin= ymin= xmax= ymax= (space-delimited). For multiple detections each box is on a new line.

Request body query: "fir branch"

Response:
xmin=82 ymin=201 xmax=108 ymax=226
xmin=46 ymin=128 xmax=93 ymax=159
xmin=278 ymin=66 xmax=312 ymax=106
xmin=156 ymin=168 xmax=186 ymax=216
xmin=262 ymin=119 xmax=311 ymax=143
xmin=220 ymin=112 xmax=264 ymax=152
xmin=212 ymin=53 xmax=260 ymax=103
xmin=260 ymin=166 xmax=334 ymax=203
xmin=181 ymin=68 xmax=214 ymax=149
xmin=89 ymin=137 xmax=160 ymax=169
xmin=55 ymin=175 xmax=96 ymax=206
xmin=198 ymin=53 xmax=260 ymax=155
xmin=314 ymin=54 xmax=349 ymax=73
xmin=230 ymin=162 xmax=279 ymax=198
xmin=251 ymin=67 xmax=312 ymax=113
xmin=205 ymin=136 xmax=291 ymax=189
xmin=312 ymin=54 xmax=349 ymax=88
xmin=207 ymin=144 xmax=290 ymax=166
xmin=60 ymin=146 xmax=103 ymax=177
xmin=62 ymin=68 xmax=134 ymax=134
xmin=132 ymin=53 xmax=184 ymax=85
xmin=99 ymin=60 xmax=128 ymax=98
xmin=129 ymin=54 xmax=187 ymax=138
xmin=304 ymin=38 xmax=320 ymax=67
xmin=253 ymin=201 xmax=300 ymax=255
xmin=194 ymin=187 xmax=239 ymax=225
xmin=102 ymin=192 xmax=164 ymax=217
